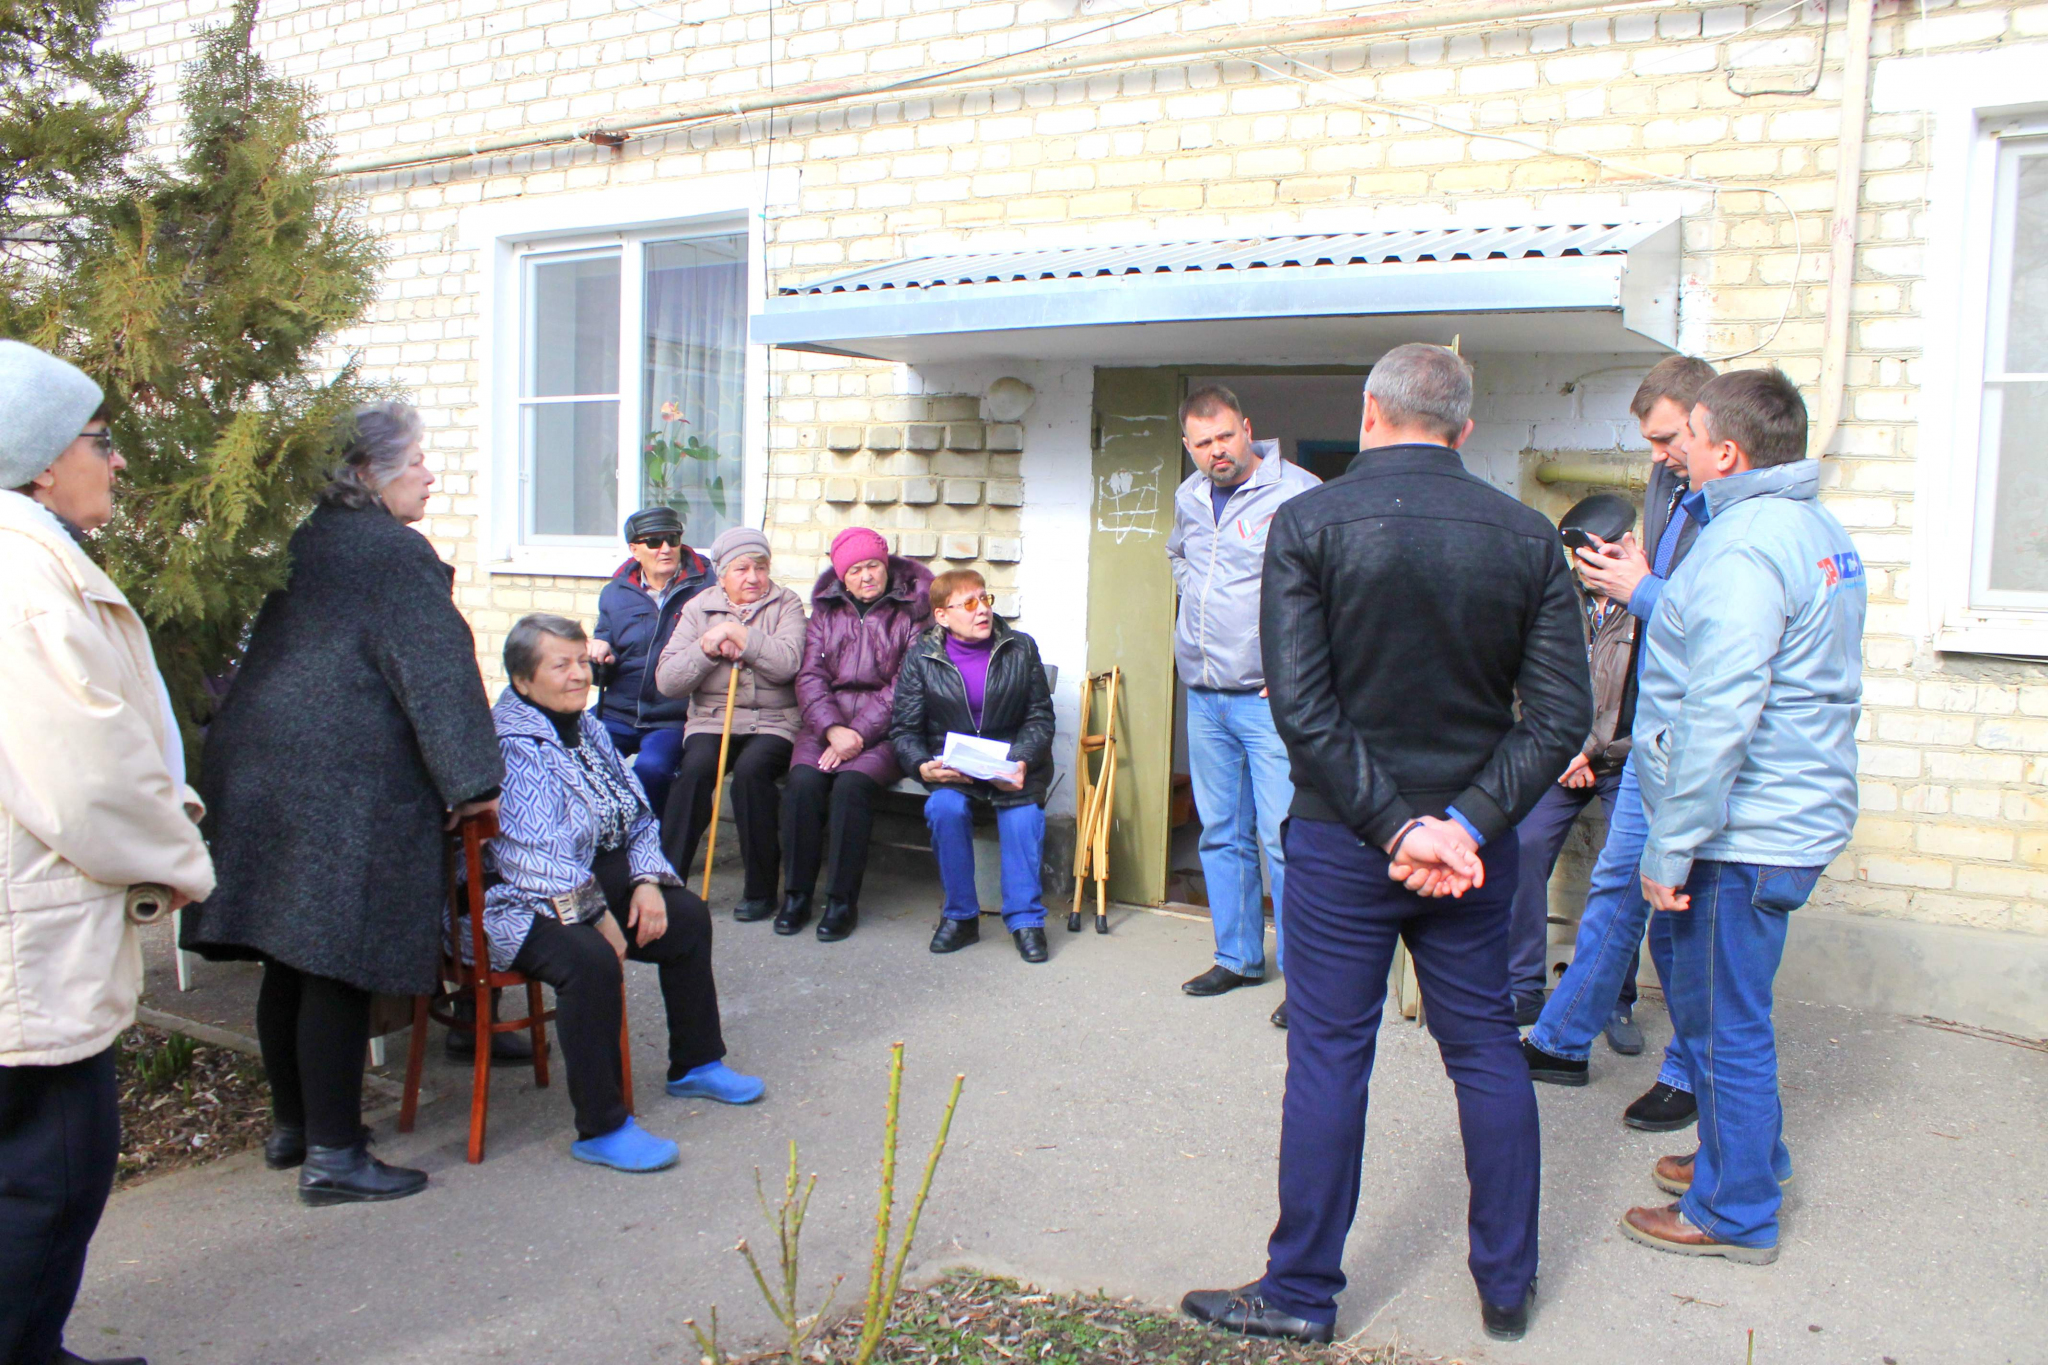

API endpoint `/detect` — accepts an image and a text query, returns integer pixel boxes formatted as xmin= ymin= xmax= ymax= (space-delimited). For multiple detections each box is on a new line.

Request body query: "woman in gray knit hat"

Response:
xmin=653 ymin=527 xmax=808 ymax=923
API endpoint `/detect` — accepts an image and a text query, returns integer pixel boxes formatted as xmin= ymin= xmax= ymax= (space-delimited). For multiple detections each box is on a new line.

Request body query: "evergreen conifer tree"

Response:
xmin=14 ymin=0 xmax=382 ymax=738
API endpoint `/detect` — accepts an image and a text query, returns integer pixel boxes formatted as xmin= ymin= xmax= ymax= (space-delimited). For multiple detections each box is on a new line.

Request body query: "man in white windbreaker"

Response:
xmin=0 ymin=340 xmax=215 ymax=1365
xmin=1165 ymin=385 xmax=1319 ymax=1025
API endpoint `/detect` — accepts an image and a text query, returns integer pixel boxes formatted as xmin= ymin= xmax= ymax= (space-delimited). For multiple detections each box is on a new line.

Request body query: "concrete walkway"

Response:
xmin=83 ymin=861 xmax=2046 ymax=1365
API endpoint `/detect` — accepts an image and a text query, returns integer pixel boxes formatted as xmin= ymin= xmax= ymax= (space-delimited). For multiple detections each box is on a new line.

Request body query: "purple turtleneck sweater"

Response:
xmin=943 ymin=631 xmax=995 ymax=729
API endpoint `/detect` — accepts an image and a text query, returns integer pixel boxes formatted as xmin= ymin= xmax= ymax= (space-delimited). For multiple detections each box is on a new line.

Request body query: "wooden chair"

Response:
xmin=398 ymin=810 xmax=634 ymax=1163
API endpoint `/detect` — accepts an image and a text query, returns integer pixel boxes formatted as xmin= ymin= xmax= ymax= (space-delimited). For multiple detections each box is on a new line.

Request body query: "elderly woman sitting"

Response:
xmin=777 ymin=526 xmax=933 ymax=941
xmin=485 ymin=613 xmax=763 ymax=1174
xmin=889 ymin=569 xmax=1058 ymax=963
xmin=655 ymin=527 xmax=808 ymax=921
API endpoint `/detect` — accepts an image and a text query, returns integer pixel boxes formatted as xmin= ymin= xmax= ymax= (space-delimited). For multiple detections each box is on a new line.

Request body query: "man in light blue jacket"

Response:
xmin=1619 ymin=368 xmax=1864 ymax=1266
xmin=1166 ymin=386 xmax=1320 ymax=1020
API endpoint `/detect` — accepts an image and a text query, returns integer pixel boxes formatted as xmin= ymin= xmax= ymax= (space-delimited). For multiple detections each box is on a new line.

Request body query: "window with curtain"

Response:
xmin=1975 ymin=133 xmax=2048 ymax=609
xmin=640 ymin=234 xmax=748 ymax=543
xmin=514 ymin=229 xmax=749 ymax=548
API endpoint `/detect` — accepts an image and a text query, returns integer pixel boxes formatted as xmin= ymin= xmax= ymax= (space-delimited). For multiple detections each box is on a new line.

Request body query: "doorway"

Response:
xmin=1087 ymin=365 xmax=1367 ymax=910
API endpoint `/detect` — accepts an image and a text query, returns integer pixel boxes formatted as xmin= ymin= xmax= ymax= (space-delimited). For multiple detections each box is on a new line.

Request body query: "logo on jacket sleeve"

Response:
xmin=1817 ymin=551 xmax=1864 ymax=588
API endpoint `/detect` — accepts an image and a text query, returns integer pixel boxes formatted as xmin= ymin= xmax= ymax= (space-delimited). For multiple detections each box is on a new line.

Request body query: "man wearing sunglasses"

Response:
xmin=590 ymin=507 xmax=713 ymax=818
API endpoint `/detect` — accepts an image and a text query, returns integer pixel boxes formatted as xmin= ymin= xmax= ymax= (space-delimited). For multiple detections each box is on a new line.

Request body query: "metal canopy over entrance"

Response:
xmin=752 ymin=220 xmax=1682 ymax=364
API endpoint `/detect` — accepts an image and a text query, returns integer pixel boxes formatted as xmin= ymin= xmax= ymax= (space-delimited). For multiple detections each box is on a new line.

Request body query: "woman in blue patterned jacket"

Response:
xmin=484 ymin=613 xmax=764 ymax=1173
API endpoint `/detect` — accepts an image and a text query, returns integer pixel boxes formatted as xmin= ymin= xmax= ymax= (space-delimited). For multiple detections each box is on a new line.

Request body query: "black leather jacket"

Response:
xmin=889 ymin=620 xmax=1057 ymax=809
xmin=1259 ymin=444 xmax=1592 ymax=847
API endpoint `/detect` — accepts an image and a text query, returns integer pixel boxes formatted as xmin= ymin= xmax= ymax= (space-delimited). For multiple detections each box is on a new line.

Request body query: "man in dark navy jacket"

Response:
xmin=589 ymin=507 xmax=712 ymax=815
xmin=1182 ymin=343 xmax=1590 ymax=1345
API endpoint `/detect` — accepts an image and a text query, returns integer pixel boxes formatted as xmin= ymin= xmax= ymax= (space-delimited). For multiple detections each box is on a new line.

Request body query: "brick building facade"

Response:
xmin=106 ymin=0 xmax=2048 ymax=1031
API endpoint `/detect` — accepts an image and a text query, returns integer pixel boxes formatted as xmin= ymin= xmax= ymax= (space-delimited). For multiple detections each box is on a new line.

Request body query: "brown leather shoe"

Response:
xmin=1620 ymin=1202 xmax=1778 ymax=1264
xmin=1654 ymin=1151 xmax=1795 ymax=1197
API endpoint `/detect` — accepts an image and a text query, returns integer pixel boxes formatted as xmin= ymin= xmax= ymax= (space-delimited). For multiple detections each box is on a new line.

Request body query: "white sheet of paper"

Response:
xmin=941 ymin=731 xmax=1017 ymax=782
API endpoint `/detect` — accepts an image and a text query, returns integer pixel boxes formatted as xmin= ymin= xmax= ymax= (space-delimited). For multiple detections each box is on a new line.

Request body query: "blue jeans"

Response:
xmin=1664 ymin=861 xmax=1814 ymax=1247
xmin=1528 ymin=758 xmax=1690 ymax=1092
xmin=925 ymin=787 xmax=1047 ymax=931
xmin=1261 ymin=821 xmax=1538 ymax=1320
xmin=601 ymin=718 xmax=686 ymax=819
xmin=1185 ymin=688 xmax=1294 ymax=977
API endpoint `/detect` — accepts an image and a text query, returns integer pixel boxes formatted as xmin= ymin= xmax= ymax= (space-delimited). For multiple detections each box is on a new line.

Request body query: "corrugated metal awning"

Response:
xmin=752 ymin=220 xmax=1680 ymax=365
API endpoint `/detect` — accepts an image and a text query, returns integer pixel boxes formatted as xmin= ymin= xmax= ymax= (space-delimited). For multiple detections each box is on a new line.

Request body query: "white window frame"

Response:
xmin=462 ymin=178 xmax=770 ymax=580
xmin=1878 ymin=45 xmax=2048 ymax=656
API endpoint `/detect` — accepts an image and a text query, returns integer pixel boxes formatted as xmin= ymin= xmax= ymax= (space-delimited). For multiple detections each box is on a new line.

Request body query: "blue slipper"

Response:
xmin=570 ymin=1117 xmax=679 ymax=1172
xmin=665 ymin=1060 xmax=765 ymax=1105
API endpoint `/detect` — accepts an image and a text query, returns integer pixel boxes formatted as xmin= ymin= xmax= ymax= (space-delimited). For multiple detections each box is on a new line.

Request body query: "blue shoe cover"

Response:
xmin=570 ymin=1117 xmax=679 ymax=1172
xmin=665 ymin=1060 xmax=765 ymax=1105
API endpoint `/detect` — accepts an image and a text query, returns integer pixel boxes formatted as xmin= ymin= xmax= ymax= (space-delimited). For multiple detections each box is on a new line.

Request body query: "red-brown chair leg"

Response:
xmin=399 ymin=993 xmax=429 ymax=1134
xmin=527 ymin=979 xmax=549 ymax=1089
xmin=467 ymin=979 xmax=491 ymax=1164
xmin=619 ymin=981 xmax=635 ymax=1117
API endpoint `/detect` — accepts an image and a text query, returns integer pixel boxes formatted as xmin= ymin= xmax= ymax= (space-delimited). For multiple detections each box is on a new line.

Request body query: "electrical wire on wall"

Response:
xmin=1246 ymin=0 xmax=1829 ymax=363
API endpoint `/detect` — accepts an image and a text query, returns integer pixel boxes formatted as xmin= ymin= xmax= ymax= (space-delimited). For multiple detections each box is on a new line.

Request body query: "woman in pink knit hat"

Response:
xmin=776 ymin=526 xmax=932 ymax=940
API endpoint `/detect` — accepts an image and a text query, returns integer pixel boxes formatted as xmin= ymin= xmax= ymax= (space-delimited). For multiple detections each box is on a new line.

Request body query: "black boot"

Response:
xmin=929 ymin=916 xmax=980 ymax=953
xmin=773 ymin=891 xmax=813 ymax=936
xmin=1181 ymin=1285 xmax=1333 ymax=1345
xmin=1522 ymin=1037 xmax=1589 ymax=1086
xmin=1624 ymin=1081 xmax=1699 ymax=1132
xmin=445 ymin=989 xmax=536 ymax=1065
xmin=817 ymin=898 xmax=858 ymax=942
xmin=298 ymin=1135 xmax=428 ymax=1207
xmin=264 ymin=1123 xmax=306 ymax=1170
xmin=1013 ymin=927 xmax=1049 ymax=963
xmin=1481 ymin=1280 xmax=1535 ymax=1341
xmin=732 ymin=896 xmax=775 ymax=922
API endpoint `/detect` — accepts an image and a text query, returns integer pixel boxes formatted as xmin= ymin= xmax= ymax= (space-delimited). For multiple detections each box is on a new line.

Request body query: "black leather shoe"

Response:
xmin=298 ymin=1137 xmax=428 ymax=1207
xmin=57 ymin=1349 xmax=148 ymax=1365
xmin=929 ymin=916 xmax=980 ymax=953
xmin=1182 ymin=965 xmax=1255 ymax=996
xmin=733 ymin=896 xmax=776 ymax=922
xmin=1481 ymin=1281 xmax=1535 ymax=1341
xmin=1270 ymin=998 xmax=1289 ymax=1029
xmin=773 ymin=891 xmax=813 ymax=936
xmin=1013 ymin=927 xmax=1048 ymax=963
xmin=1180 ymin=1284 xmax=1333 ymax=1345
xmin=817 ymin=898 xmax=858 ymax=942
xmin=1624 ymin=1081 xmax=1699 ymax=1132
xmin=264 ymin=1123 xmax=306 ymax=1170
xmin=1523 ymin=1037 xmax=1589 ymax=1086
xmin=444 ymin=990 xmax=536 ymax=1066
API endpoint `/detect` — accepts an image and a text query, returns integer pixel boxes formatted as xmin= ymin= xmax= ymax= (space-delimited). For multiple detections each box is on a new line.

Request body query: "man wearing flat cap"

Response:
xmin=590 ymin=505 xmax=713 ymax=817
xmin=0 ymin=339 xmax=214 ymax=1365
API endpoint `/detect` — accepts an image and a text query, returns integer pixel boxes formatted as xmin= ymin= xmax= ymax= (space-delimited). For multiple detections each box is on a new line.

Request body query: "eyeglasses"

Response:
xmin=77 ymin=430 xmax=114 ymax=457
xmin=943 ymin=592 xmax=996 ymax=611
xmin=633 ymin=533 xmax=683 ymax=549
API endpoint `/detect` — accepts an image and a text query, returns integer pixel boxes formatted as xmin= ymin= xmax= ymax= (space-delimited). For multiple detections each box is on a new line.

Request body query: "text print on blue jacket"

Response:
xmin=1166 ymin=439 xmax=1321 ymax=692
xmin=1633 ymin=460 xmax=1866 ymax=889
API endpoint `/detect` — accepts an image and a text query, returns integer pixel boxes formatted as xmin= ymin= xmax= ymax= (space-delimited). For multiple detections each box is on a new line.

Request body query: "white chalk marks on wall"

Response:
xmin=1095 ymin=467 xmax=1160 ymax=542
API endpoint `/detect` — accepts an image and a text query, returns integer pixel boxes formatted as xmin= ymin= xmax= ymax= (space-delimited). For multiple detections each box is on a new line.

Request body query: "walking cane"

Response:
xmin=700 ymin=663 xmax=742 ymax=900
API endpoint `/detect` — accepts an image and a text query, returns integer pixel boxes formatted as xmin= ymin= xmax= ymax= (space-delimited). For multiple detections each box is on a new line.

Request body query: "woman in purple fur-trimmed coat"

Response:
xmin=774 ymin=527 xmax=933 ymax=942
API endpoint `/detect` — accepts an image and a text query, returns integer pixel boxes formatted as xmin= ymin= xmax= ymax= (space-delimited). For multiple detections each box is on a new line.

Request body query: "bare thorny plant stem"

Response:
xmin=685 ymin=1043 xmax=966 ymax=1365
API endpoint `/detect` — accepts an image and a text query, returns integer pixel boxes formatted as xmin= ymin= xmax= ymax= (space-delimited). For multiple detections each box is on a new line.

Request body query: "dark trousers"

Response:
xmin=256 ymin=960 xmax=372 ymax=1148
xmin=663 ymin=732 xmax=793 ymax=902
xmin=1261 ymin=819 xmax=1539 ymax=1321
xmin=602 ymin=718 xmax=687 ymax=818
xmin=0 ymin=1049 xmax=119 ymax=1365
xmin=510 ymin=848 xmax=725 ymax=1139
xmin=1509 ymin=773 xmax=1633 ymax=1006
xmin=781 ymin=764 xmax=882 ymax=904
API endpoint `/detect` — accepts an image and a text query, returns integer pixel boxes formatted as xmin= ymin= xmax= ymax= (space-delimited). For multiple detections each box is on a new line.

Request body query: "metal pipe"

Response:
xmin=1808 ymin=0 xmax=1874 ymax=459
xmin=332 ymin=0 xmax=1711 ymax=179
xmin=1533 ymin=461 xmax=1650 ymax=490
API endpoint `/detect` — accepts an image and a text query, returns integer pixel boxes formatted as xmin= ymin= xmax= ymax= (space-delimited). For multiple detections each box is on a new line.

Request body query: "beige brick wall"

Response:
xmin=102 ymin=0 xmax=2048 ymax=934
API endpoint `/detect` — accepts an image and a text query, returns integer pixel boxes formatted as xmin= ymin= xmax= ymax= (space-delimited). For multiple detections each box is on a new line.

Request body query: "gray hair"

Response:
xmin=323 ymin=401 xmax=425 ymax=510
xmin=504 ymin=612 xmax=588 ymax=681
xmin=1364 ymin=343 xmax=1474 ymax=443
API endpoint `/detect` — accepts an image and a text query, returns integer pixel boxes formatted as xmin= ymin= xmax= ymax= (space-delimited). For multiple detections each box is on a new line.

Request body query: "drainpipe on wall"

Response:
xmin=1809 ymin=0 xmax=1876 ymax=459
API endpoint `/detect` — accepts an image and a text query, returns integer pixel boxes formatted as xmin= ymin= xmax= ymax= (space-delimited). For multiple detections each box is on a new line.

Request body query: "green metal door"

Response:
xmin=1087 ymin=368 xmax=1181 ymax=907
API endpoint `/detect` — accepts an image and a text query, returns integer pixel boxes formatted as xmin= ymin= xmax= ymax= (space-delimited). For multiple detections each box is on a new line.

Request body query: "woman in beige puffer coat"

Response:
xmin=0 ymin=340 xmax=213 ymax=1365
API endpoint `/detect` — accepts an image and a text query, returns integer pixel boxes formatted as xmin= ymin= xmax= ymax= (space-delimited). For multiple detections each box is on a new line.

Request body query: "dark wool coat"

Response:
xmin=889 ymin=619 xmax=1057 ymax=810
xmin=181 ymin=500 xmax=504 ymax=995
xmin=790 ymin=556 xmax=933 ymax=785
